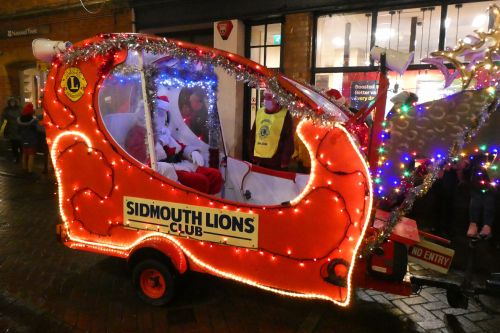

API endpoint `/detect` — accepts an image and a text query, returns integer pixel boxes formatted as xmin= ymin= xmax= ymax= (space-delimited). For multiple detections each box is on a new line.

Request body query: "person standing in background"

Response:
xmin=1 ymin=97 xmax=22 ymax=163
xmin=17 ymin=103 xmax=39 ymax=174
xmin=435 ymin=161 xmax=459 ymax=237
xmin=466 ymin=154 xmax=496 ymax=239
xmin=249 ymin=89 xmax=294 ymax=170
xmin=36 ymin=97 xmax=50 ymax=174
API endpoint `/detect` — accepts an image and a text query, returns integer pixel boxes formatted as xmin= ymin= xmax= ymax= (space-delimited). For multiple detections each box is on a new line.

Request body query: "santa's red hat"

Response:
xmin=325 ymin=89 xmax=346 ymax=105
xmin=156 ymin=95 xmax=170 ymax=110
xmin=21 ymin=103 xmax=34 ymax=116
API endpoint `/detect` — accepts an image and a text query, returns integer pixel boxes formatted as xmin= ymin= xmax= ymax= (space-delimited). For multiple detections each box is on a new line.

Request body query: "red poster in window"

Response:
xmin=341 ymin=72 xmax=379 ymax=110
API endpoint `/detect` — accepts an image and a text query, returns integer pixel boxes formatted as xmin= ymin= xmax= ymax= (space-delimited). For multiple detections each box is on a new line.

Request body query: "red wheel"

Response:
xmin=133 ymin=259 xmax=176 ymax=306
xmin=140 ymin=268 xmax=167 ymax=299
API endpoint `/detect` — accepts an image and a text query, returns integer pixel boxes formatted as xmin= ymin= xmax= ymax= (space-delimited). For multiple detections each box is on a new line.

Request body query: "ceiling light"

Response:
xmin=472 ymin=14 xmax=487 ymax=29
xmin=332 ymin=37 xmax=345 ymax=47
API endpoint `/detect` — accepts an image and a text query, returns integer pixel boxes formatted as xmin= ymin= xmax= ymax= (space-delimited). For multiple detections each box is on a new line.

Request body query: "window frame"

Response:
xmin=246 ymin=19 xmax=284 ymax=70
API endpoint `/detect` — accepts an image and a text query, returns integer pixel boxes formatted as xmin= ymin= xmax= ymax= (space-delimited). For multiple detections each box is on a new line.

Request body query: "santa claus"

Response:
xmin=125 ymin=95 xmax=222 ymax=194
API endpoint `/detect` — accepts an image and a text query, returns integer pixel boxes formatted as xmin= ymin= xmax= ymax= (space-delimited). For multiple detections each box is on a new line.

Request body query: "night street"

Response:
xmin=0 ymin=149 xmax=498 ymax=333
xmin=1 ymin=1 xmax=500 ymax=332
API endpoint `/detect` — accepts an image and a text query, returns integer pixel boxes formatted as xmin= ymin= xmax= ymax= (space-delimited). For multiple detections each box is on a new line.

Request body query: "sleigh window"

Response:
xmin=96 ymin=48 xmax=317 ymax=204
xmin=99 ymin=72 xmax=150 ymax=165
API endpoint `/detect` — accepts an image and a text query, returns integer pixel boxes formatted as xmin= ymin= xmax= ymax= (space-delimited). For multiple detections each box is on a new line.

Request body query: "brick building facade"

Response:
xmin=0 ymin=0 xmax=132 ymax=110
xmin=2 ymin=0 xmax=495 ymax=160
xmin=0 ymin=0 xmax=317 ymax=160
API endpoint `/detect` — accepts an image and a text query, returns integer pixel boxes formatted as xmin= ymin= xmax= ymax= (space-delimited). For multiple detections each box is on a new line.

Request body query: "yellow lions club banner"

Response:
xmin=124 ymin=196 xmax=259 ymax=249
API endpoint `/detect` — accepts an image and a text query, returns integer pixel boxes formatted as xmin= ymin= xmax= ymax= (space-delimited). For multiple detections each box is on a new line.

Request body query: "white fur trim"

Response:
xmin=156 ymin=98 xmax=170 ymax=110
xmin=157 ymin=162 xmax=179 ymax=181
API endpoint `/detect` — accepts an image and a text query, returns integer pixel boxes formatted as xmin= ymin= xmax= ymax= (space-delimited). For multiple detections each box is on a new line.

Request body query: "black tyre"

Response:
xmin=446 ymin=287 xmax=469 ymax=309
xmin=132 ymin=258 xmax=176 ymax=306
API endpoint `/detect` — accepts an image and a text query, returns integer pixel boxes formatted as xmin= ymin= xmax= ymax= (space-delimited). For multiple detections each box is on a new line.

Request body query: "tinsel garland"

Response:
xmin=144 ymin=65 xmax=159 ymax=121
xmin=59 ymin=33 xmax=341 ymax=125
xmin=363 ymin=96 xmax=499 ymax=255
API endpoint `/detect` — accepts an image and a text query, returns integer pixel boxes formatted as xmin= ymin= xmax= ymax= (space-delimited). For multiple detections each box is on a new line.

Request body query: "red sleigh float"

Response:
xmin=37 ymin=33 xmax=421 ymax=307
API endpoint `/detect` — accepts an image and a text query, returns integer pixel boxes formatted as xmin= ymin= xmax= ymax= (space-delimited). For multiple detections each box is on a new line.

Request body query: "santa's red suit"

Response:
xmin=125 ymin=96 xmax=222 ymax=194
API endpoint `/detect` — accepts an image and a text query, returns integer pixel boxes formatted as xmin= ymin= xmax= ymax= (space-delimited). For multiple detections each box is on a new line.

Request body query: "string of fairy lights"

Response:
xmin=373 ymin=87 xmax=497 ymax=199
xmin=361 ymin=4 xmax=500 ymax=252
xmin=364 ymin=97 xmax=499 ymax=255
xmin=53 ymin=123 xmax=369 ymax=262
xmin=43 ymin=29 xmax=378 ymax=306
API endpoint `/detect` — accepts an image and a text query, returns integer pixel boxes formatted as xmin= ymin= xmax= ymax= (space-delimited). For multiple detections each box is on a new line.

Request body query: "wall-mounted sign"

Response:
xmin=350 ymin=80 xmax=378 ymax=110
xmin=0 ymin=25 xmax=50 ymax=39
xmin=216 ymin=21 xmax=233 ymax=40
xmin=273 ymin=34 xmax=281 ymax=45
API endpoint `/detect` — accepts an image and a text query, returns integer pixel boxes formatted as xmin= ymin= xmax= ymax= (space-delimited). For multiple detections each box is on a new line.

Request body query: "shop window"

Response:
xmin=315 ymin=68 xmax=462 ymax=114
xmin=445 ymin=2 xmax=499 ymax=48
xmin=316 ymin=13 xmax=373 ymax=67
xmin=315 ymin=72 xmax=379 ymax=111
xmin=20 ymin=67 xmax=47 ymax=108
xmin=375 ymin=7 xmax=441 ymax=63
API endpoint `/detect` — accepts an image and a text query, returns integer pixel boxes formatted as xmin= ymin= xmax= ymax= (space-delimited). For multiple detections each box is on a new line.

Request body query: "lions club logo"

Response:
xmin=61 ymin=67 xmax=87 ymax=102
xmin=259 ymin=125 xmax=270 ymax=138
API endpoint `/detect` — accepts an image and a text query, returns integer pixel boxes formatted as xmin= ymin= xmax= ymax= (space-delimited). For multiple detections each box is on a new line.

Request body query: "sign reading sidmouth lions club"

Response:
xmin=124 ymin=196 xmax=259 ymax=248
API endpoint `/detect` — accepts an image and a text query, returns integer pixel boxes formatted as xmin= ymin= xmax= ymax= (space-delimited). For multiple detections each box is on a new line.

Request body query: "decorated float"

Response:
xmin=33 ymin=4 xmax=499 ymax=307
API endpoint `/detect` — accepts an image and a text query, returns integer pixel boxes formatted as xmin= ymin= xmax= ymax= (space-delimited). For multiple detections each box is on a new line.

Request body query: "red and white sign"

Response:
xmin=217 ymin=21 xmax=233 ymax=40
xmin=408 ymin=240 xmax=454 ymax=274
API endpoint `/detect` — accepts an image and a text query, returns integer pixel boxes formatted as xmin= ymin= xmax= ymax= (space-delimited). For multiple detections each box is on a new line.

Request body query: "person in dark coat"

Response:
xmin=17 ymin=103 xmax=39 ymax=173
xmin=1 ymin=97 xmax=22 ymax=163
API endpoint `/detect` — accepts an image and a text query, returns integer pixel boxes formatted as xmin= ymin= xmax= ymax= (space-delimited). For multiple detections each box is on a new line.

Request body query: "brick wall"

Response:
xmin=0 ymin=0 xmax=100 ymax=17
xmin=283 ymin=13 xmax=313 ymax=83
xmin=0 ymin=6 xmax=132 ymax=109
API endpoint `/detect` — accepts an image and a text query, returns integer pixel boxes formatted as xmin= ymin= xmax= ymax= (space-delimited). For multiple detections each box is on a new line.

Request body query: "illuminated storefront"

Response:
xmin=313 ymin=1 xmax=499 ymax=111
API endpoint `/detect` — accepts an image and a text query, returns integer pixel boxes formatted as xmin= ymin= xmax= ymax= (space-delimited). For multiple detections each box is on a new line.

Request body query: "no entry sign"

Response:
xmin=408 ymin=240 xmax=454 ymax=274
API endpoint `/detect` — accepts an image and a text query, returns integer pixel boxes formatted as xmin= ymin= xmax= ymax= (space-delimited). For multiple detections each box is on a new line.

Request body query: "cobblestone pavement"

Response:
xmin=0 ymin=147 xmax=499 ymax=333
xmin=357 ymin=279 xmax=500 ymax=333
